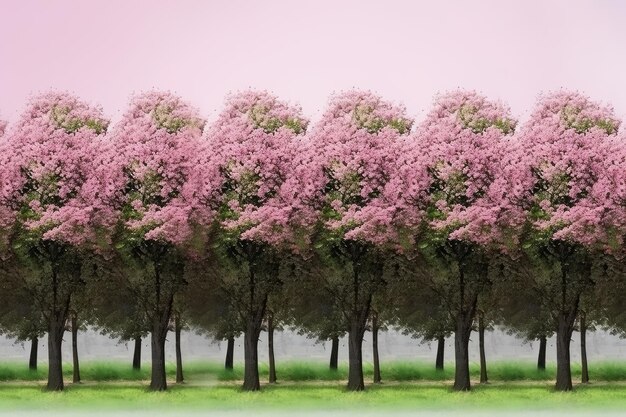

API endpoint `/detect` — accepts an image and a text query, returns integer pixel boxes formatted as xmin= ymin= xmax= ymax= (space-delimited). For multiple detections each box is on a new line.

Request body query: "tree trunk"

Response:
xmin=268 ymin=313 xmax=276 ymax=384
xmin=580 ymin=314 xmax=589 ymax=384
xmin=478 ymin=315 xmax=488 ymax=384
xmin=537 ymin=336 xmax=546 ymax=371
xmin=555 ymin=311 xmax=576 ymax=391
xmin=71 ymin=314 xmax=80 ymax=383
xmin=29 ymin=337 xmax=38 ymax=371
xmin=46 ymin=262 xmax=71 ymax=392
xmin=132 ymin=337 xmax=141 ymax=370
xmin=453 ymin=311 xmax=473 ymax=391
xmin=329 ymin=335 xmax=339 ymax=370
xmin=149 ymin=317 xmax=169 ymax=391
xmin=243 ymin=315 xmax=263 ymax=391
xmin=225 ymin=336 xmax=234 ymax=370
xmin=435 ymin=336 xmax=445 ymax=371
xmin=347 ymin=317 xmax=366 ymax=391
xmin=175 ymin=316 xmax=184 ymax=384
xmin=372 ymin=314 xmax=381 ymax=384
xmin=46 ymin=319 xmax=65 ymax=391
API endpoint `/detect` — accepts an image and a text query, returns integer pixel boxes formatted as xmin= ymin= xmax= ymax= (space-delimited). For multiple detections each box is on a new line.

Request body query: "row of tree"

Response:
xmin=0 ymin=89 xmax=625 ymax=394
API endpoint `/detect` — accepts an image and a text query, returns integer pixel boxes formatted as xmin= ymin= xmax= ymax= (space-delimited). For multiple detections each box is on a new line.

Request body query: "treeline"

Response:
xmin=0 ymin=89 xmax=625 ymax=394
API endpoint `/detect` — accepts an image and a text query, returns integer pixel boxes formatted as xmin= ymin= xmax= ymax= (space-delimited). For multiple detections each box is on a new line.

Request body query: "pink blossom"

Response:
xmin=512 ymin=91 xmax=620 ymax=251
xmin=396 ymin=90 xmax=519 ymax=253
xmin=0 ymin=92 xmax=109 ymax=249
xmin=198 ymin=90 xmax=308 ymax=250
xmin=291 ymin=90 xmax=414 ymax=250
xmin=93 ymin=91 xmax=211 ymax=248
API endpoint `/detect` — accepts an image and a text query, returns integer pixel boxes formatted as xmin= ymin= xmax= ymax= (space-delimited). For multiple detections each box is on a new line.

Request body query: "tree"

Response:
xmin=88 ymin=255 xmax=151 ymax=370
xmin=184 ymin=268 xmax=244 ymax=370
xmin=393 ymin=259 xmax=454 ymax=371
xmin=596 ymin=258 xmax=626 ymax=346
xmin=395 ymin=90 xmax=518 ymax=391
xmin=290 ymin=260 xmax=347 ymax=370
xmin=496 ymin=256 xmax=555 ymax=371
xmin=198 ymin=91 xmax=308 ymax=391
xmin=94 ymin=91 xmax=210 ymax=391
xmin=0 ymin=267 xmax=47 ymax=371
xmin=582 ymin=131 xmax=626 ymax=383
xmin=295 ymin=91 xmax=413 ymax=391
xmin=509 ymin=91 xmax=620 ymax=391
xmin=171 ymin=307 xmax=186 ymax=384
xmin=368 ymin=265 xmax=402 ymax=384
xmin=0 ymin=122 xmax=46 ymax=370
xmin=0 ymin=92 xmax=109 ymax=391
xmin=475 ymin=274 xmax=503 ymax=385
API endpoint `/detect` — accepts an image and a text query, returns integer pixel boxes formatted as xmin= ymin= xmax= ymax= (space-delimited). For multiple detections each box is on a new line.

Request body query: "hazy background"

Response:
xmin=1 ymin=0 xmax=626 ymax=126
xmin=2 ymin=328 xmax=625 ymax=366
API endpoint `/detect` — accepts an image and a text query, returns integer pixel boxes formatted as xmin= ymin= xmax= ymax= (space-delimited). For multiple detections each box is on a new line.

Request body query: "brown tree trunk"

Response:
xmin=478 ymin=315 xmax=488 ymax=384
xmin=149 ymin=317 xmax=169 ymax=391
xmin=452 ymin=258 xmax=477 ymax=392
xmin=149 ymin=259 xmax=176 ymax=392
xmin=175 ymin=316 xmax=184 ymax=384
xmin=372 ymin=314 xmax=381 ymax=384
xmin=225 ymin=336 xmax=234 ymax=370
xmin=537 ymin=336 xmax=546 ymax=371
xmin=268 ymin=313 xmax=276 ymax=384
xmin=347 ymin=316 xmax=366 ymax=391
xmin=29 ymin=337 xmax=38 ymax=371
xmin=132 ymin=337 xmax=141 ymax=370
xmin=46 ymin=318 xmax=66 ymax=391
xmin=435 ymin=336 xmax=445 ymax=371
xmin=580 ymin=314 xmax=589 ymax=384
xmin=329 ymin=335 xmax=339 ymax=370
xmin=453 ymin=310 xmax=474 ymax=391
xmin=71 ymin=314 xmax=80 ymax=383
xmin=242 ymin=314 xmax=263 ymax=391
xmin=46 ymin=263 xmax=70 ymax=392
xmin=555 ymin=311 xmax=576 ymax=391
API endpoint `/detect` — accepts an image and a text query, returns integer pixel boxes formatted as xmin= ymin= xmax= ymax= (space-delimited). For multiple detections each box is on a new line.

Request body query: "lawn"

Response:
xmin=3 ymin=360 xmax=626 ymax=382
xmin=0 ymin=361 xmax=625 ymax=412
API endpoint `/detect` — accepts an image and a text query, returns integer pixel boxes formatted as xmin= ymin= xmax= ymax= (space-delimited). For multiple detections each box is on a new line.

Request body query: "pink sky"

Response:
xmin=2 ymin=0 xmax=626 ymax=125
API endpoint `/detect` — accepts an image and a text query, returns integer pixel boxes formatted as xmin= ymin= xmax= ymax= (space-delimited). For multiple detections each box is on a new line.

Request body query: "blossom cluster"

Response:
xmin=0 ymin=89 xmax=623 ymax=261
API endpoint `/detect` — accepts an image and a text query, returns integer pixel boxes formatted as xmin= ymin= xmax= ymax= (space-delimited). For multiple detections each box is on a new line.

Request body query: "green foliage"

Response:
xmin=457 ymin=104 xmax=515 ymax=134
xmin=152 ymin=103 xmax=201 ymax=134
xmin=561 ymin=105 xmax=617 ymax=135
xmin=248 ymin=104 xmax=306 ymax=135
xmin=352 ymin=104 xmax=411 ymax=134
xmin=51 ymin=105 xmax=107 ymax=134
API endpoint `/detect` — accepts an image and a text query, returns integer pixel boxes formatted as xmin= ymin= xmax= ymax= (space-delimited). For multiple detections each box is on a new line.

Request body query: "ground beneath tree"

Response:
xmin=0 ymin=380 xmax=625 ymax=415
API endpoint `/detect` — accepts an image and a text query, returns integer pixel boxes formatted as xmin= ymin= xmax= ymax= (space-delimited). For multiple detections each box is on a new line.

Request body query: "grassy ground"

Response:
xmin=2 ymin=360 xmax=626 ymax=382
xmin=0 ymin=361 xmax=625 ymax=412
xmin=0 ymin=381 xmax=626 ymax=412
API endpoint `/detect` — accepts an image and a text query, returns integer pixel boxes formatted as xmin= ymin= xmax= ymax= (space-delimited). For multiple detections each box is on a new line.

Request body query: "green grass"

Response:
xmin=2 ymin=360 xmax=626 ymax=382
xmin=1 ymin=361 xmax=626 ymax=411
xmin=0 ymin=382 xmax=625 ymax=411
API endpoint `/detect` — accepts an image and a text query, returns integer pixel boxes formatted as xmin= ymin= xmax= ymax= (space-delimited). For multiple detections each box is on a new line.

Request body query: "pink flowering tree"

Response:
xmin=296 ymin=91 xmax=412 ymax=391
xmin=96 ymin=92 xmax=209 ymax=391
xmin=400 ymin=90 xmax=517 ymax=391
xmin=591 ymin=136 xmax=626 ymax=355
xmin=199 ymin=90 xmax=308 ymax=391
xmin=511 ymin=91 xmax=620 ymax=391
xmin=0 ymin=92 xmax=108 ymax=391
